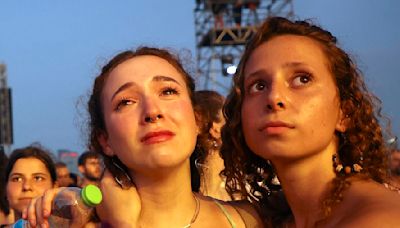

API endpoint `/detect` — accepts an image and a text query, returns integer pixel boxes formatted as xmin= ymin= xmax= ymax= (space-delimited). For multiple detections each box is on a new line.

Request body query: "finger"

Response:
xmin=27 ymin=196 xmax=38 ymax=227
xmin=22 ymin=207 xmax=27 ymax=219
xmin=35 ymin=196 xmax=44 ymax=227
xmin=42 ymin=188 xmax=62 ymax=219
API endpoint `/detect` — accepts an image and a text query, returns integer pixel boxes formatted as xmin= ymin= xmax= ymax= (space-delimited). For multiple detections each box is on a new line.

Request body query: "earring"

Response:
xmin=332 ymin=154 xmax=363 ymax=175
xmin=335 ymin=132 xmax=363 ymax=174
xmin=195 ymin=158 xmax=209 ymax=170
xmin=111 ymin=157 xmax=133 ymax=189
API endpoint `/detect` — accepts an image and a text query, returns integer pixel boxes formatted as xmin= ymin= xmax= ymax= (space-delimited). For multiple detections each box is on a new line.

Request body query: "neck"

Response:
xmin=131 ymin=160 xmax=198 ymax=228
xmin=273 ymin=142 xmax=337 ymax=228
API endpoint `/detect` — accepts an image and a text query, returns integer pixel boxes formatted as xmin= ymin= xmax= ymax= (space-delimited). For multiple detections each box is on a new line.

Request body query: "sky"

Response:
xmin=0 ymin=0 xmax=399 ymax=155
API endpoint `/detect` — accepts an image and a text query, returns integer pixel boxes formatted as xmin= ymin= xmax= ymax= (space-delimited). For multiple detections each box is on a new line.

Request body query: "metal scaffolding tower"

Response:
xmin=0 ymin=63 xmax=13 ymax=154
xmin=194 ymin=0 xmax=294 ymax=93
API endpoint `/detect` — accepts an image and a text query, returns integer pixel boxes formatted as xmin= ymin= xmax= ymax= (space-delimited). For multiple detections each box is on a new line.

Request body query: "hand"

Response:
xmin=23 ymin=187 xmax=64 ymax=228
xmin=96 ymin=169 xmax=141 ymax=227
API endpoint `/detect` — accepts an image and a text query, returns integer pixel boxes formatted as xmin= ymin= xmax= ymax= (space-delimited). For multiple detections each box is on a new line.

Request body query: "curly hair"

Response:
xmin=87 ymin=46 xmax=196 ymax=187
xmin=221 ymin=16 xmax=390 ymax=226
xmin=190 ymin=90 xmax=225 ymax=192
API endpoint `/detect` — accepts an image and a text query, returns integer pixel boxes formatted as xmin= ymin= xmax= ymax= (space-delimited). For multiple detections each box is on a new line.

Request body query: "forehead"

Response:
xmin=10 ymin=158 xmax=49 ymax=175
xmin=85 ymin=157 xmax=100 ymax=164
xmin=245 ymin=34 xmax=329 ymax=74
xmin=56 ymin=167 xmax=69 ymax=172
xmin=106 ymin=55 xmax=185 ymax=88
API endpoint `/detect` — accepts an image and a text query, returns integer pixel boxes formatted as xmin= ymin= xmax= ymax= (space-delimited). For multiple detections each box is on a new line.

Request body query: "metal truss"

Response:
xmin=194 ymin=0 xmax=294 ymax=93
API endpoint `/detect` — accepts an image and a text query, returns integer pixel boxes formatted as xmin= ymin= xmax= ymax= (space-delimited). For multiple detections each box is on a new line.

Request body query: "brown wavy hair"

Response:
xmin=221 ymin=17 xmax=390 ymax=226
xmin=87 ymin=46 xmax=196 ymax=187
xmin=190 ymin=90 xmax=225 ymax=192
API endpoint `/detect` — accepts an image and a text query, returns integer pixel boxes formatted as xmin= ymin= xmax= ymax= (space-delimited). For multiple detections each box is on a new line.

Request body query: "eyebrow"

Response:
xmin=111 ymin=81 xmax=137 ymax=101
xmin=10 ymin=172 xmax=48 ymax=177
xmin=245 ymin=61 xmax=308 ymax=80
xmin=111 ymin=75 xmax=181 ymax=101
xmin=282 ymin=61 xmax=307 ymax=68
xmin=152 ymin=75 xmax=181 ymax=85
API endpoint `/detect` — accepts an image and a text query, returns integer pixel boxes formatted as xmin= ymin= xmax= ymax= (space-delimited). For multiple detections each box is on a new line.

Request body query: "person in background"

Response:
xmin=2 ymin=144 xmax=56 ymax=226
xmin=68 ymin=172 xmax=81 ymax=187
xmin=386 ymin=137 xmax=400 ymax=193
xmin=26 ymin=47 xmax=263 ymax=227
xmin=0 ymin=147 xmax=13 ymax=225
xmin=54 ymin=162 xmax=72 ymax=187
xmin=210 ymin=0 xmax=227 ymax=28
xmin=190 ymin=90 xmax=231 ymax=201
xmin=78 ymin=151 xmax=103 ymax=187
xmin=221 ymin=16 xmax=400 ymax=227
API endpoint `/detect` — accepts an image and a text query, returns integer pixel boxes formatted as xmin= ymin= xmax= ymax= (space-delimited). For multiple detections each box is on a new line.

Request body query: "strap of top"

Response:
xmin=214 ymin=200 xmax=237 ymax=228
xmin=229 ymin=200 xmax=264 ymax=228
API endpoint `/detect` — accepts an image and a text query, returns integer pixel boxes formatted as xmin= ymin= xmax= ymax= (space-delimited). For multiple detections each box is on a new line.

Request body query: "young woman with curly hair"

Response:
xmin=221 ymin=16 xmax=400 ymax=227
xmin=24 ymin=47 xmax=263 ymax=228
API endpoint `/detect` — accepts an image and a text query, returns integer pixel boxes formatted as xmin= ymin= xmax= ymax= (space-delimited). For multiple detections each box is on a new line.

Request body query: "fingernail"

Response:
xmin=30 ymin=219 xmax=36 ymax=226
xmin=43 ymin=209 xmax=49 ymax=217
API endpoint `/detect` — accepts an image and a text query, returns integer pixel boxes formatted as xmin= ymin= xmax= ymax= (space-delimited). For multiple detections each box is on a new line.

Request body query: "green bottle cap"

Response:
xmin=81 ymin=184 xmax=102 ymax=207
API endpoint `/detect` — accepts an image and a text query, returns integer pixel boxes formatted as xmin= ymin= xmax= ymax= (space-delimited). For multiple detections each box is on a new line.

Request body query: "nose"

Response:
xmin=141 ymin=96 xmax=164 ymax=124
xmin=265 ymin=81 xmax=286 ymax=111
xmin=22 ymin=179 xmax=33 ymax=192
xmin=144 ymin=114 xmax=163 ymax=123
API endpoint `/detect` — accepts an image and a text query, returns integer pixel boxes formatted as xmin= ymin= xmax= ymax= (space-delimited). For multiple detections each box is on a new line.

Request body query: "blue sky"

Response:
xmin=1 ymin=1 xmax=399 ymax=154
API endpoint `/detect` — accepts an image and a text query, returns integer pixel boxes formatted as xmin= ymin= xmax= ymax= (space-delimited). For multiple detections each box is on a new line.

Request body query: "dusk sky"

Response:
xmin=1 ymin=1 xmax=399 ymax=154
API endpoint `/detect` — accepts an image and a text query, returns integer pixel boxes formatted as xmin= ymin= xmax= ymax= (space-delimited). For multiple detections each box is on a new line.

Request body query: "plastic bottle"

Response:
xmin=12 ymin=184 xmax=102 ymax=228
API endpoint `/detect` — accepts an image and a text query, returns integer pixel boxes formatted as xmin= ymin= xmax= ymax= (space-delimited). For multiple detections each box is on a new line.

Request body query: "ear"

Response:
xmin=209 ymin=122 xmax=219 ymax=139
xmin=78 ymin=165 xmax=85 ymax=175
xmin=335 ymin=108 xmax=348 ymax=133
xmin=98 ymin=131 xmax=114 ymax=157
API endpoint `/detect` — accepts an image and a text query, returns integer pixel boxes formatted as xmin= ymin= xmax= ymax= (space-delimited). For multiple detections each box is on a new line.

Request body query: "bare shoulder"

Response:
xmin=336 ymin=180 xmax=400 ymax=227
xmin=337 ymin=207 xmax=400 ymax=227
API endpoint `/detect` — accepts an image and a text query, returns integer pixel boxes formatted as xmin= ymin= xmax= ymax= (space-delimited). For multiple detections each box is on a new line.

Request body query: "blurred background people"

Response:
xmin=190 ymin=90 xmax=232 ymax=201
xmin=55 ymin=161 xmax=73 ymax=187
xmin=386 ymin=137 xmax=400 ymax=193
xmin=78 ymin=151 xmax=103 ymax=187
xmin=390 ymin=148 xmax=400 ymax=176
xmin=69 ymin=172 xmax=81 ymax=187
xmin=0 ymin=147 xmax=13 ymax=225
xmin=3 ymin=144 xmax=56 ymax=225
xmin=209 ymin=0 xmax=227 ymax=28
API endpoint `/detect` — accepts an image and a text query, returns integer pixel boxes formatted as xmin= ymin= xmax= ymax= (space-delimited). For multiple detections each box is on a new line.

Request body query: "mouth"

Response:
xmin=140 ymin=130 xmax=175 ymax=144
xmin=18 ymin=197 xmax=33 ymax=203
xmin=259 ymin=121 xmax=294 ymax=134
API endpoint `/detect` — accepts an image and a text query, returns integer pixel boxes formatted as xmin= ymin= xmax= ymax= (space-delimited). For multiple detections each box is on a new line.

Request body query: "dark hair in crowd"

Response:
xmin=0 ymin=147 xmax=9 ymax=215
xmin=78 ymin=151 xmax=100 ymax=166
xmin=221 ymin=16 xmax=390 ymax=226
xmin=55 ymin=161 xmax=67 ymax=168
xmin=88 ymin=46 xmax=196 ymax=186
xmin=5 ymin=144 xmax=57 ymax=184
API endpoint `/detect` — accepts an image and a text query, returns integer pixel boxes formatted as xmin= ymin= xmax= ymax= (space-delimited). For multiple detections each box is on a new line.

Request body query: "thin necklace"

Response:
xmin=183 ymin=194 xmax=200 ymax=228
